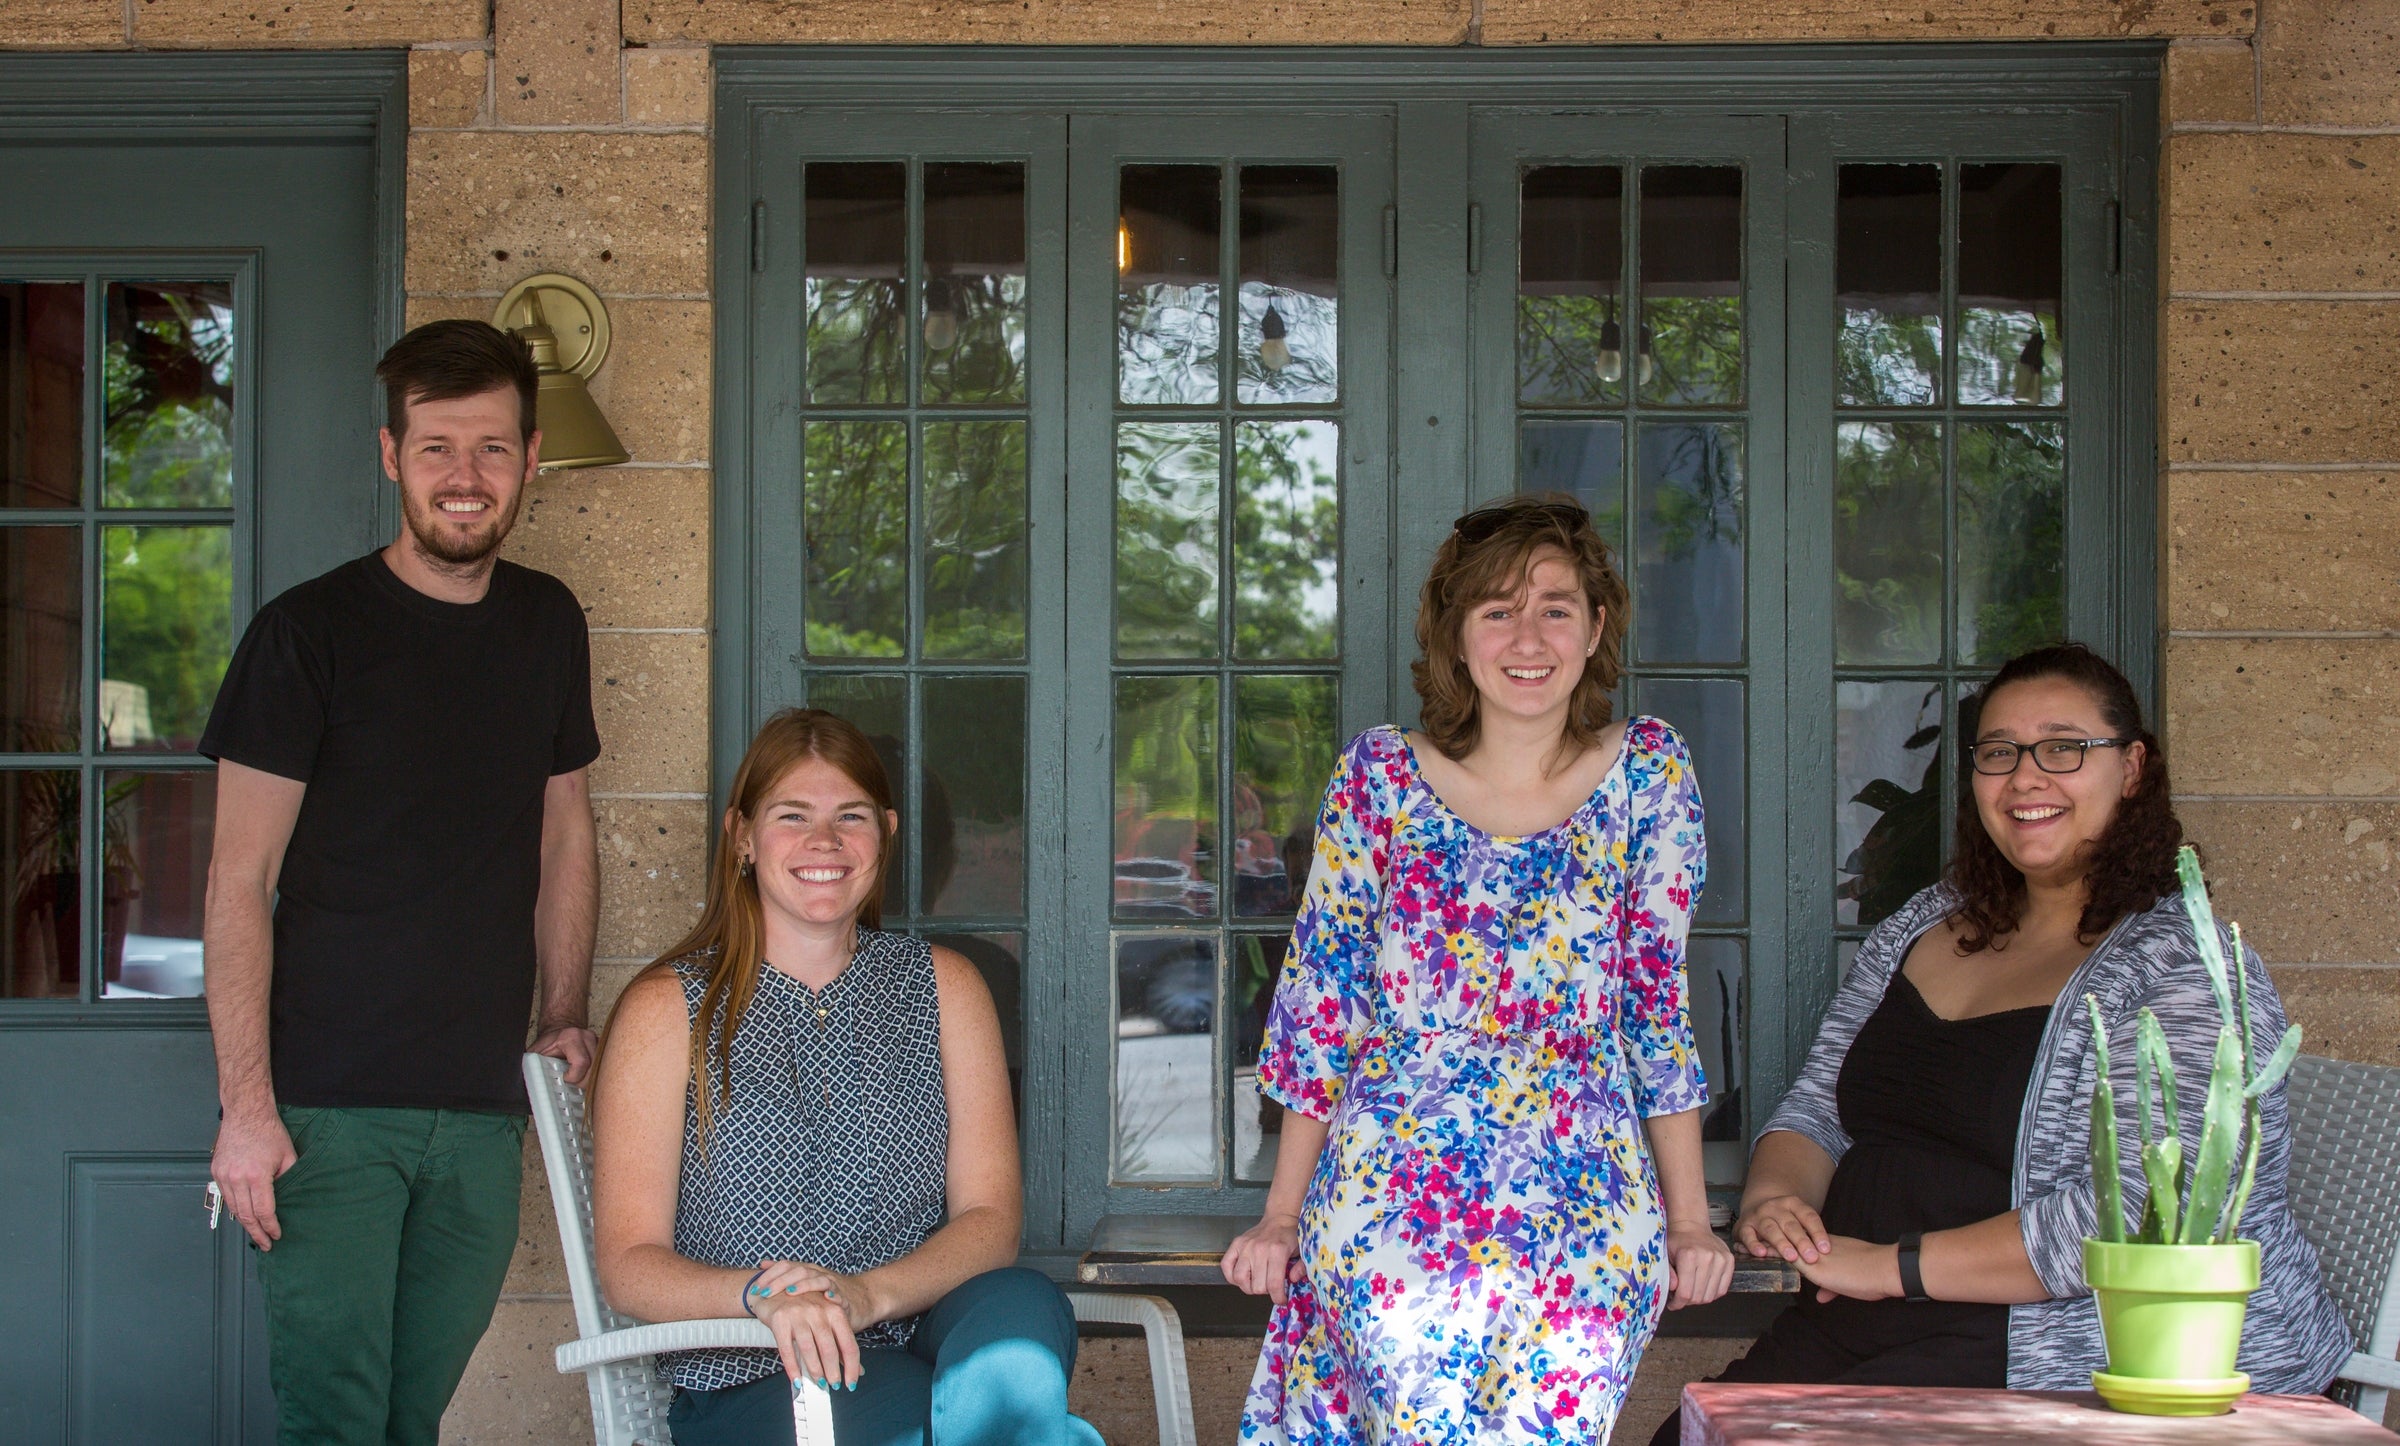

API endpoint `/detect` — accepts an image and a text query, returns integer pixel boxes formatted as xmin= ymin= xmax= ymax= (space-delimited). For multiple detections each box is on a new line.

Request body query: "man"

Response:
xmin=201 ymin=319 xmax=601 ymax=1445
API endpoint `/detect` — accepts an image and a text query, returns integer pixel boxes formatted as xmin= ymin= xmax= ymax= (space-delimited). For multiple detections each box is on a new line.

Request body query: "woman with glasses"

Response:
xmin=1647 ymin=643 xmax=2347 ymax=1444
xmin=1223 ymin=494 xmax=1734 ymax=1446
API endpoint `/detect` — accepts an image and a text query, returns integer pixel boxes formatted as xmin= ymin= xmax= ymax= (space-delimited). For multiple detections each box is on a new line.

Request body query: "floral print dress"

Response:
xmin=1244 ymin=719 xmax=1709 ymax=1446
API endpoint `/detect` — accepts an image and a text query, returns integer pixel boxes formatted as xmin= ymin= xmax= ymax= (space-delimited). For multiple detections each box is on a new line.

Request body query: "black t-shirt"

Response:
xmin=200 ymin=553 xmax=602 ymax=1113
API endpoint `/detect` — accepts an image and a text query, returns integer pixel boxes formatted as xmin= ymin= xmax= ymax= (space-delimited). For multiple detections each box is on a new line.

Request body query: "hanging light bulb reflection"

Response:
xmin=2012 ymin=326 xmax=2047 ymax=403
xmin=1596 ymin=295 xmax=1624 ymax=385
xmin=1637 ymin=323 xmax=1657 ymax=388
xmin=1259 ymin=302 xmax=1291 ymax=373
xmin=923 ymin=277 xmax=960 ymax=353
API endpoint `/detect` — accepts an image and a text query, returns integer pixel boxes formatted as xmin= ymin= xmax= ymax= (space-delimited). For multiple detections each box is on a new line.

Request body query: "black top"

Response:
xmin=200 ymin=553 xmax=601 ymax=1113
xmin=1802 ymin=967 xmax=2051 ymax=1356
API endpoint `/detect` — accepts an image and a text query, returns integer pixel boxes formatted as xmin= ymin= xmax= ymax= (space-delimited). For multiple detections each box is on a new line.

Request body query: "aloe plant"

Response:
xmin=2085 ymin=845 xmax=2302 ymax=1246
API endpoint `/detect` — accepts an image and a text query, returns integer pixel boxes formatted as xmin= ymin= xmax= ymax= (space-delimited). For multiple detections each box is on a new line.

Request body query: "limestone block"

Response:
xmin=408 ymin=45 xmax=486 ymax=128
xmin=507 ymin=467 xmax=711 ymax=630
xmin=1479 ymin=0 xmax=2244 ymax=44
xmin=2168 ymin=470 xmax=2400 ymax=632
xmin=2166 ymin=39 xmax=2256 ymax=125
xmin=405 ymin=130 xmax=709 ymax=297
xmin=2165 ymin=638 xmax=2400 ymax=797
xmin=503 ymin=1130 xmax=567 ymax=1296
xmin=590 ymin=956 xmax=653 ymax=1024
xmin=583 ymin=299 xmax=712 ymax=464
xmin=134 ymin=0 xmax=482 ymax=47
xmin=495 ymin=0 xmax=619 ymax=127
xmin=2261 ymin=0 xmax=2400 ymax=127
xmin=589 ymin=630 xmax=710 ymax=797
xmin=401 ymin=293 xmax=491 ymax=329
xmin=0 ymin=1 xmax=124 ymax=48
xmin=627 ymin=46 xmax=711 ymax=127
xmin=625 ymin=0 xmax=1467 ymax=46
xmin=2269 ymin=964 xmax=2400 ymax=1067
xmin=440 ymin=1298 xmax=588 ymax=1444
xmin=2179 ymin=801 xmax=2400 ymax=964
xmin=2168 ymin=133 xmax=2400 ymax=293
xmin=596 ymin=796 xmax=710 ymax=960
xmin=2164 ymin=301 xmax=2400 ymax=464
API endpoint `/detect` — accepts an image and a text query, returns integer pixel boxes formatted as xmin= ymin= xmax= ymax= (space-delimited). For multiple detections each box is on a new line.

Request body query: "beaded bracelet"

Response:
xmin=741 ymin=1265 xmax=770 ymax=1318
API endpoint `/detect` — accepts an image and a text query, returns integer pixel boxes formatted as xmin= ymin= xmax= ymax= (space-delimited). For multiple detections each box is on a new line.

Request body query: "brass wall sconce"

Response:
xmin=492 ymin=272 xmax=630 ymax=470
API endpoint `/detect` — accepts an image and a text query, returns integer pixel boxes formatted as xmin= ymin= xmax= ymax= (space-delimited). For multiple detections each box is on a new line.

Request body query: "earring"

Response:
xmin=739 ymin=857 xmax=754 ymax=878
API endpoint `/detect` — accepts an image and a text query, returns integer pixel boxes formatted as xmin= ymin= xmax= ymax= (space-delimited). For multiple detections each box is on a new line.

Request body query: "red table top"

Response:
xmin=1680 ymin=1383 xmax=2391 ymax=1445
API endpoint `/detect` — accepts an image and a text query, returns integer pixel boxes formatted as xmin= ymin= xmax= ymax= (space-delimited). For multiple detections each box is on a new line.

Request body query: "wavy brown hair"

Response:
xmin=618 ymin=708 xmax=897 ymax=1149
xmin=1411 ymin=493 xmax=1631 ymax=761
xmin=1948 ymin=643 xmax=2182 ymax=950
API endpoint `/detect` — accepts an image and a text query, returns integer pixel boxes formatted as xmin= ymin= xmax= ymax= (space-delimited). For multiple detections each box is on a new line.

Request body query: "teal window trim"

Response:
xmin=711 ymin=46 xmax=2160 ymax=1245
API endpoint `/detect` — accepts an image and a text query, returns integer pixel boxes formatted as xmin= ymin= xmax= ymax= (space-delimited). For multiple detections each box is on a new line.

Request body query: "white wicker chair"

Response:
xmin=2282 ymin=1052 xmax=2400 ymax=1423
xmin=523 ymin=1053 xmax=1198 ymax=1446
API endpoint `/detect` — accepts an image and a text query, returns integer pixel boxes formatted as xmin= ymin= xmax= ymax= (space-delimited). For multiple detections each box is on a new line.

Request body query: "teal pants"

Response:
xmin=666 ymin=1267 xmax=1107 ymax=1446
xmin=255 ymin=1105 xmax=525 ymax=1446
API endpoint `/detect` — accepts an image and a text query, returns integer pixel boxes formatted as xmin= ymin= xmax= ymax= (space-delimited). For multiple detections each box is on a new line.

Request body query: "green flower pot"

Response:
xmin=2083 ymin=1238 xmax=2259 ymax=1415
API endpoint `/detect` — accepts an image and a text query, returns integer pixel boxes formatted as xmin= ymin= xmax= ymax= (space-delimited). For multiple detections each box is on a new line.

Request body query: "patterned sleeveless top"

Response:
xmin=661 ymin=930 xmax=950 ymax=1391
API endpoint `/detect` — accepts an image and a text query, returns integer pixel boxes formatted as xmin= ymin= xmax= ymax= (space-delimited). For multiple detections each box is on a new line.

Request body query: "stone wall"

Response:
xmin=5 ymin=2 xmax=2397 ymax=1442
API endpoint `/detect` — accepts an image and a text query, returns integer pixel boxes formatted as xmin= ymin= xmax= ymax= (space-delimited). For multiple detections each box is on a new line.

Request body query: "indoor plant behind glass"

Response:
xmin=2081 ymin=845 xmax=2302 ymax=1416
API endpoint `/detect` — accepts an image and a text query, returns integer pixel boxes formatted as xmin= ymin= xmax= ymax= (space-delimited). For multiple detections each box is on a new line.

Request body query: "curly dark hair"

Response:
xmin=1948 ymin=643 xmax=2183 ymax=950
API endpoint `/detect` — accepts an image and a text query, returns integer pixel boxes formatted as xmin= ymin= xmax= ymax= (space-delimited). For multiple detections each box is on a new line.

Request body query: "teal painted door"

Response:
xmin=0 ymin=67 xmax=392 ymax=1443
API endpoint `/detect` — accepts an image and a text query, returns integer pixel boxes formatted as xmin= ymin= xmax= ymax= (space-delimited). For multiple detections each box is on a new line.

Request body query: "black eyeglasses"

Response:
xmin=1452 ymin=498 xmax=1590 ymax=544
xmin=1969 ymin=737 xmax=2132 ymax=776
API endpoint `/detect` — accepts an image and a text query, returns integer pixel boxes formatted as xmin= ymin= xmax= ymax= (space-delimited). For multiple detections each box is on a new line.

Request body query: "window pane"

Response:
xmin=1836 ymin=679 xmax=1947 ymax=930
xmin=923 ymin=420 xmax=1026 ymax=661
xmin=1518 ymin=166 xmax=1625 ymax=408
xmin=928 ymin=930 xmax=1023 ymax=1116
xmin=1958 ymin=163 xmax=2063 ymax=406
xmin=1231 ymin=674 xmax=1337 ymax=920
xmin=101 ymin=525 xmax=231 ymax=753
xmin=1957 ymin=421 xmax=2065 ymax=665
xmin=2 ymin=526 xmax=81 ymax=752
xmin=1837 ymin=165 xmax=1942 ymax=407
xmin=1115 ymin=421 xmax=1219 ymax=660
xmin=1640 ymin=166 xmax=1744 ymax=406
xmin=1834 ymin=421 xmax=1944 ymax=667
xmin=101 ymin=769 xmax=214 ymax=999
xmin=805 ymin=162 xmax=907 ymax=405
xmin=803 ymin=421 xmax=907 ymax=658
xmin=104 ymin=282 xmax=234 ymax=508
xmin=1231 ymin=931 xmax=1289 ymax=1182
xmin=1232 ymin=421 xmax=1338 ymax=661
xmin=921 ymin=162 xmax=1028 ymax=406
xmin=1 ymin=769 xmax=80 ymax=999
xmin=1687 ymin=936 xmax=1745 ymax=1142
xmin=1 ymin=282 xmax=83 ymax=509
xmin=1118 ymin=165 xmax=1221 ymax=406
xmin=1237 ymin=166 xmax=1339 ymax=406
xmin=1114 ymin=929 xmax=1220 ymax=1183
xmin=1113 ymin=674 xmax=1217 ymax=922
xmin=922 ymin=674 xmax=1023 ymax=918
xmin=1635 ymin=423 xmax=1745 ymax=665
xmin=1519 ymin=420 xmax=1626 ymax=554
xmin=806 ymin=673 xmax=907 ymax=919
xmin=1642 ymin=678 xmax=1744 ymax=927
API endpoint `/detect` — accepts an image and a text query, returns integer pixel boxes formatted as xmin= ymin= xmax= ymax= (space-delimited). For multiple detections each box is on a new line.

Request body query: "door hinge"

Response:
xmin=2106 ymin=199 xmax=2122 ymax=276
xmin=1466 ymin=202 xmax=1483 ymax=275
xmin=1382 ymin=205 xmax=1397 ymax=278
xmin=751 ymin=200 xmax=768 ymax=273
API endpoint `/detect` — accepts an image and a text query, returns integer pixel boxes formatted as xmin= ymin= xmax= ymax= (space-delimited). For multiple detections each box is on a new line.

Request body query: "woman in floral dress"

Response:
xmin=1222 ymin=495 xmax=1734 ymax=1444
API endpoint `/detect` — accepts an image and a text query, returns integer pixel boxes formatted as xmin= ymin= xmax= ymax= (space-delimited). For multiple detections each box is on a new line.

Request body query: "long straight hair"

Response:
xmin=631 ymin=707 xmax=897 ymax=1150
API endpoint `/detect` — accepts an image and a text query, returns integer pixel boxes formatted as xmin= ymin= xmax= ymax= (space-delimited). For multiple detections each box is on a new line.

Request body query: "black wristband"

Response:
xmin=1895 ymin=1231 xmax=1931 ymax=1301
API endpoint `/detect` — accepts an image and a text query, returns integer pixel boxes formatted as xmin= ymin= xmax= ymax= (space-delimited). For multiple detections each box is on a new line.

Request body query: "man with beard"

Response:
xmin=198 ymin=320 xmax=601 ymax=1446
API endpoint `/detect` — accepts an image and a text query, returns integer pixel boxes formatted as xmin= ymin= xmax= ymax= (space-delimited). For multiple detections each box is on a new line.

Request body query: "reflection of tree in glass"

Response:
xmin=1958 ymin=423 xmax=2065 ymax=664
xmin=1838 ymin=308 xmax=1942 ymax=408
xmin=103 ymin=526 xmax=232 ymax=750
xmin=1517 ymin=294 xmax=1743 ymax=409
xmin=1837 ymin=683 xmax=1947 ymax=932
xmin=104 ymin=286 xmax=233 ymax=508
xmin=803 ymin=422 xmax=907 ymax=657
xmin=924 ymin=421 xmax=1027 ymax=660
xmin=1115 ymin=424 xmax=1218 ymax=657
xmin=805 ymin=277 xmax=906 ymax=404
xmin=1231 ymin=675 xmax=1338 ymax=917
xmin=1835 ymin=422 xmax=1943 ymax=665
xmin=1641 ymin=296 xmax=1743 ymax=407
xmin=921 ymin=275 xmax=1028 ymax=406
xmin=1516 ymin=294 xmax=1623 ymax=407
xmin=1233 ymin=423 xmax=1338 ymax=660
xmin=1644 ymin=424 xmax=1744 ymax=556
xmin=1118 ymin=282 xmax=1220 ymax=406
xmin=1113 ymin=676 xmax=1216 ymax=895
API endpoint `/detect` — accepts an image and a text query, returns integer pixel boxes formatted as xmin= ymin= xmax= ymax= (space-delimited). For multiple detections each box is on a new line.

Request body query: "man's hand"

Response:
xmin=532 ymin=1022 xmax=598 ymax=1087
xmin=1793 ymin=1235 xmax=1903 ymax=1305
xmin=212 ymin=1110 xmax=297 ymax=1251
xmin=1664 ymin=1220 xmax=1736 ymax=1309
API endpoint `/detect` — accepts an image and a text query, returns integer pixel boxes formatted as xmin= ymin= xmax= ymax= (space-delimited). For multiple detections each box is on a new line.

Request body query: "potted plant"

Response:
xmin=2081 ymin=845 xmax=2301 ymax=1416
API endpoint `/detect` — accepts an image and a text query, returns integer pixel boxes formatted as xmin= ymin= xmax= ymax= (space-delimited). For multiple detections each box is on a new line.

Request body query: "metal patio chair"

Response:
xmin=524 ymin=1052 xmax=1199 ymax=1446
xmin=2283 ymin=1052 xmax=2400 ymax=1423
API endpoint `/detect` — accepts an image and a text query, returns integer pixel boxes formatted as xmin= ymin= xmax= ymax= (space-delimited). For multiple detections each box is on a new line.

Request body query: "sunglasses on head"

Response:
xmin=1451 ymin=498 xmax=1590 ymax=545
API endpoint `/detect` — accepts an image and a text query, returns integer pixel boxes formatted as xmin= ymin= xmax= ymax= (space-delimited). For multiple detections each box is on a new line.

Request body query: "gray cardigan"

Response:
xmin=1762 ymin=885 xmax=2352 ymax=1392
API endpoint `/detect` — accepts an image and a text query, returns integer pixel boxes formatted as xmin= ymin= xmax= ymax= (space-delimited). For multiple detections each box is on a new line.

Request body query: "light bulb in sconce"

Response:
xmin=1596 ymin=315 xmax=1625 ymax=385
xmin=923 ymin=278 xmax=961 ymax=353
xmin=2012 ymin=326 xmax=2047 ymax=403
xmin=1637 ymin=324 xmax=1657 ymax=387
xmin=1259 ymin=303 xmax=1292 ymax=373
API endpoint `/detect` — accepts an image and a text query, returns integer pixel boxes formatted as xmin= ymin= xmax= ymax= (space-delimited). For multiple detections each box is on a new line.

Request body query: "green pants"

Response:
xmin=256 ymin=1105 xmax=525 ymax=1446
